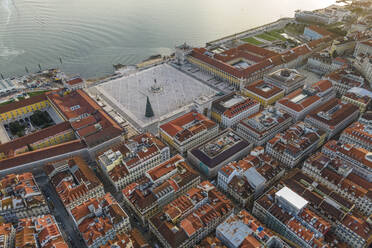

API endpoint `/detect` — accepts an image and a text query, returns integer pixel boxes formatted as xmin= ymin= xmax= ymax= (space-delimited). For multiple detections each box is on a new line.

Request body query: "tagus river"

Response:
xmin=0 ymin=0 xmax=336 ymax=79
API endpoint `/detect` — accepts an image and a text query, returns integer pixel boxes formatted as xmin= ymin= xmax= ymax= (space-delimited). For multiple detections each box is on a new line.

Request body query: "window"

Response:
xmin=70 ymin=105 xmax=81 ymax=111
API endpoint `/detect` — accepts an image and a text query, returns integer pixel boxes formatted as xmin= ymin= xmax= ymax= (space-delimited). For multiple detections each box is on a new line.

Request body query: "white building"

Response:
xmin=275 ymin=80 xmax=336 ymax=121
xmin=96 ymin=133 xmax=170 ymax=191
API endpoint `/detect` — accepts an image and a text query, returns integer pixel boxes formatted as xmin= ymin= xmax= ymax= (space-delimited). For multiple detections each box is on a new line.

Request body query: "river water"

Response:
xmin=0 ymin=0 xmax=336 ymax=79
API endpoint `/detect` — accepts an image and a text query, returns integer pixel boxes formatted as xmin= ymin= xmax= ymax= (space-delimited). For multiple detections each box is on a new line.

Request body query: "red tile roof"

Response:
xmin=307 ymin=25 xmax=334 ymax=37
xmin=0 ymin=139 xmax=87 ymax=171
xmin=66 ymin=77 xmax=83 ymax=86
xmin=0 ymin=93 xmax=48 ymax=114
xmin=277 ymin=80 xmax=332 ymax=112
xmin=0 ymin=121 xmax=73 ymax=158
xmin=244 ymin=80 xmax=284 ymax=99
xmin=306 ymin=98 xmax=359 ymax=129
xmin=160 ymin=111 xmax=216 ymax=142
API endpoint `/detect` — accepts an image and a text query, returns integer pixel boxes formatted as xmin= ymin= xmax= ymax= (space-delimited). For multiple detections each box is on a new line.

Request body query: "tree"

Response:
xmin=145 ymin=96 xmax=154 ymax=118
xmin=9 ymin=121 xmax=25 ymax=136
xmin=30 ymin=110 xmax=53 ymax=126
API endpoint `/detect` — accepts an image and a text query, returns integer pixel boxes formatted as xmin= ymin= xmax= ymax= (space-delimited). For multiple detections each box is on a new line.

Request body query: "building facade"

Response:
xmin=242 ymin=80 xmax=285 ymax=107
xmin=323 ymin=69 xmax=365 ymax=97
xmin=252 ymin=185 xmax=331 ymax=248
xmin=97 ymin=133 xmax=170 ymax=191
xmin=44 ymin=156 xmax=105 ymax=210
xmin=122 ymin=155 xmax=200 ymax=224
xmin=149 ymin=181 xmax=233 ymax=248
xmin=188 ymin=129 xmax=252 ymax=177
xmin=0 ymin=173 xmax=49 ymax=222
xmin=322 ymin=140 xmax=372 ymax=182
xmin=302 ymin=152 xmax=372 ymax=216
xmin=339 ymin=121 xmax=372 ymax=151
xmin=341 ymin=87 xmax=372 ymax=113
xmin=211 ymin=93 xmax=260 ymax=129
xmin=236 ymin=107 xmax=293 ymax=146
xmin=266 ymin=122 xmax=326 ymax=168
xmin=159 ymin=111 xmax=218 ymax=155
xmin=0 ymin=94 xmax=50 ymax=122
xmin=217 ymin=146 xmax=285 ymax=207
xmin=275 ymin=79 xmax=336 ymax=121
xmin=304 ymin=98 xmax=359 ymax=139
xmin=69 ymin=193 xmax=131 ymax=248
xmin=216 ymin=210 xmax=289 ymax=248
xmin=263 ymin=69 xmax=306 ymax=94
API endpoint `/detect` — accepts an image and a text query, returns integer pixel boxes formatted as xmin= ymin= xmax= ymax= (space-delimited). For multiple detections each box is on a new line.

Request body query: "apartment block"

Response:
xmin=211 ymin=92 xmax=260 ymax=128
xmin=188 ymin=129 xmax=252 ymax=177
xmin=323 ymin=69 xmax=365 ymax=96
xmin=304 ymin=98 xmax=359 ymax=140
xmin=306 ymin=52 xmax=346 ymax=75
xmin=0 ymin=173 xmax=49 ymax=222
xmin=159 ymin=111 xmax=218 ymax=155
xmin=236 ymin=107 xmax=293 ymax=146
xmin=44 ymin=156 xmax=105 ymax=210
xmin=253 ymin=185 xmax=331 ymax=248
xmin=341 ymin=87 xmax=372 ymax=113
xmin=0 ymin=223 xmax=14 ymax=248
xmin=272 ymin=171 xmax=372 ymax=248
xmin=188 ymin=43 xmax=283 ymax=88
xmin=322 ymin=140 xmax=372 ymax=182
xmin=15 ymin=215 xmax=68 ymax=248
xmin=275 ymin=79 xmax=335 ymax=121
xmin=195 ymin=236 xmax=227 ymax=248
xmin=217 ymin=146 xmax=285 ymax=207
xmin=242 ymin=80 xmax=284 ymax=107
xmin=354 ymin=53 xmax=372 ymax=84
xmin=266 ymin=121 xmax=326 ymax=168
xmin=263 ymin=69 xmax=306 ymax=94
xmin=354 ymin=39 xmax=372 ymax=57
xmin=122 ymin=154 xmax=200 ymax=224
xmin=302 ymin=152 xmax=372 ymax=216
xmin=295 ymin=10 xmax=338 ymax=25
xmin=97 ymin=133 xmax=170 ymax=191
xmin=100 ymin=229 xmax=150 ymax=248
xmin=47 ymin=89 xmax=124 ymax=147
xmin=69 ymin=193 xmax=131 ymax=248
xmin=216 ymin=210 xmax=289 ymax=248
xmin=330 ymin=36 xmax=356 ymax=56
xmin=360 ymin=111 xmax=372 ymax=126
xmin=149 ymin=181 xmax=233 ymax=248
xmin=339 ymin=121 xmax=372 ymax=151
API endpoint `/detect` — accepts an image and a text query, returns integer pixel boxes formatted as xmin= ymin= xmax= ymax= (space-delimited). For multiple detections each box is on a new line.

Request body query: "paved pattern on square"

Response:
xmin=96 ymin=64 xmax=216 ymax=128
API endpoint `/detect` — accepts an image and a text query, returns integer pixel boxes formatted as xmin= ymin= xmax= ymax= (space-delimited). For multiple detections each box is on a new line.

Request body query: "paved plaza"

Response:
xmin=96 ymin=64 xmax=216 ymax=129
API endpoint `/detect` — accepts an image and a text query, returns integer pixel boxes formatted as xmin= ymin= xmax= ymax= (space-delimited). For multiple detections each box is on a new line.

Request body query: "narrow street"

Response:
xmin=93 ymin=165 xmax=161 ymax=246
xmin=35 ymin=175 xmax=87 ymax=248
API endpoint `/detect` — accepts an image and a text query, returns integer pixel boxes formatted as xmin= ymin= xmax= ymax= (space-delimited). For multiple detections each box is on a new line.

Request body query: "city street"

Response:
xmin=35 ymin=175 xmax=87 ymax=248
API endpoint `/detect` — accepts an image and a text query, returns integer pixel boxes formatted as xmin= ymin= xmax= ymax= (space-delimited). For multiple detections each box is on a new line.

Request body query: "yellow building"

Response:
xmin=242 ymin=80 xmax=285 ymax=107
xmin=0 ymin=122 xmax=75 ymax=160
xmin=187 ymin=56 xmax=243 ymax=89
xmin=0 ymin=94 xmax=49 ymax=122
